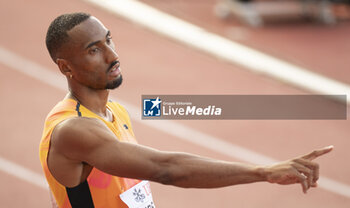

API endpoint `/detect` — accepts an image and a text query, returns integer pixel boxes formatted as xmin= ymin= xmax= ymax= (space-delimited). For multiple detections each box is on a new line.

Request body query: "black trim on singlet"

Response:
xmin=75 ymin=102 xmax=82 ymax=117
xmin=66 ymin=180 xmax=95 ymax=208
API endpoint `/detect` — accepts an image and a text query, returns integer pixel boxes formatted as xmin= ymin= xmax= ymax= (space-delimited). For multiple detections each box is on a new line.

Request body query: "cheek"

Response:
xmin=72 ymin=55 xmax=104 ymax=74
xmin=70 ymin=54 xmax=109 ymax=84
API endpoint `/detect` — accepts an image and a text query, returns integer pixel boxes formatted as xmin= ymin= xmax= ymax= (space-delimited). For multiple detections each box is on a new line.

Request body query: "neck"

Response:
xmin=67 ymin=87 xmax=110 ymax=119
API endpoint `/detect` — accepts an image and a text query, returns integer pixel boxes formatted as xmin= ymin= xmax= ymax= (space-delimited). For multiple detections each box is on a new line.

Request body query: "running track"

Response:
xmin=0 ymin=0 xmax=349 ymax=207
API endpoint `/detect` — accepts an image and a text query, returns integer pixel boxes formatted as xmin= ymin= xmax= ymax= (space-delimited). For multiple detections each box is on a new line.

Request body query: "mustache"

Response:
xmin=107 ymin=60 xmax=119 ymax=72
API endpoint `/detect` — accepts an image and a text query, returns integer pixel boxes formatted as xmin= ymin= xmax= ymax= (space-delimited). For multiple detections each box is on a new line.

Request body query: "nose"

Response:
xmin=105 ymin=44 xmax=119 ymax=63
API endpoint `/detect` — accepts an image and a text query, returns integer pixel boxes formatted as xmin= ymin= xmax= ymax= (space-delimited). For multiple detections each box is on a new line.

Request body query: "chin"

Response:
xmin=106 ymin=75 xmax=123 ymax=89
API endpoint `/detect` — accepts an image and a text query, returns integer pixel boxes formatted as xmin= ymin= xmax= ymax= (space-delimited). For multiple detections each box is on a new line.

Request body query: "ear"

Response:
xmin=56 ymin=58 xmax=72 ymax=77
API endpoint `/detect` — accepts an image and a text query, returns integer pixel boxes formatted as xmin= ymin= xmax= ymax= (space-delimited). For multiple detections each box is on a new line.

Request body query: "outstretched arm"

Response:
xmin=52 ymin=117 xmax=333 ymax=193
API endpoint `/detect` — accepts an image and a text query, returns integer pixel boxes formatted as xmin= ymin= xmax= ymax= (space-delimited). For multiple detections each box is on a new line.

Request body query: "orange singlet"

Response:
xmin=39 ymin=98 xmax=153 ymax=208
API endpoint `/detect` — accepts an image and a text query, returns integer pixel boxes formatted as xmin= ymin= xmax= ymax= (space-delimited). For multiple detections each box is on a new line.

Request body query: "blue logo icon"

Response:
xmin=143 ymin=97 xmax=162 ymax=117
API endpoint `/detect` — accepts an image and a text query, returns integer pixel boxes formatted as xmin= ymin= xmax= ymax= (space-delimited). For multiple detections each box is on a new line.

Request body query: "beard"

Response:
xmin=106 ymin=74 xmax=123 ymax=90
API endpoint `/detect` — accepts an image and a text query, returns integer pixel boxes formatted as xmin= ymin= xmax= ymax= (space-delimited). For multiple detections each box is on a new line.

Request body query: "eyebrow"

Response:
xmin=85 ymin=30 xmax=111 ymax=49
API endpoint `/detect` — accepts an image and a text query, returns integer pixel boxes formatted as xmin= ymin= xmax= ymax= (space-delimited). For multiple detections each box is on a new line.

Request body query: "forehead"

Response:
xmin=67 ymin=16 xmax=108 ymax=47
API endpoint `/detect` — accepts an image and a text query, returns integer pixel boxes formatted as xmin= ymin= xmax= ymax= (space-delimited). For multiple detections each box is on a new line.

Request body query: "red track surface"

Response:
xmin=0 ymin=0 xmax=349 ymax=207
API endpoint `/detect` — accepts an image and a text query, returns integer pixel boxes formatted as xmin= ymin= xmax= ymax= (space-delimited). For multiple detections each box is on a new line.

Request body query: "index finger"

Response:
xmin=302 ymin=145 xmax=334 ymax=160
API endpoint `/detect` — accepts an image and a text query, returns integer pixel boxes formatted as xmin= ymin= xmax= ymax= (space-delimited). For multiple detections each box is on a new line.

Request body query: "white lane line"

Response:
xmin=0 ymin=157 xmax=48 ymax=189
xmin=83 ymin=0 xmax=350 ymax=104
xmin=0 ymin=46 xmax=349 ymax=198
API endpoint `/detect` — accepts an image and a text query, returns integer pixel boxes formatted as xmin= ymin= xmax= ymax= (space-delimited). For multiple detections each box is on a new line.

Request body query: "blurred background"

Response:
xmin=0 ymin=0 xmax=349 ymax=207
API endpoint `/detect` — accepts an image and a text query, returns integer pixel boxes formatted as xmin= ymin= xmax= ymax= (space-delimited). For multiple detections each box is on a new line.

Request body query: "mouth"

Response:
xmin=108 ymin=61 xmax=121 ymax=77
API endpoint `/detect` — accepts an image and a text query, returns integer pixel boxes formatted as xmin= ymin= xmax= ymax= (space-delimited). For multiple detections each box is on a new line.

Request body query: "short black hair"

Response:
xmin=46 ymin=12 xmax=91 ymax=62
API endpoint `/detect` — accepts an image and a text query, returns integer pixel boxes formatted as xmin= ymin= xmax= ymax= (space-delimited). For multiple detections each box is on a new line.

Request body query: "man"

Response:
xmin=39 ymin=12 xmax=333 ymax=208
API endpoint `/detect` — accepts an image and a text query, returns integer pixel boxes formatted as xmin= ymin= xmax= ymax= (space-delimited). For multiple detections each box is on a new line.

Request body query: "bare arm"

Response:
xmin=52 ymin=117 xmax=332 ymax=192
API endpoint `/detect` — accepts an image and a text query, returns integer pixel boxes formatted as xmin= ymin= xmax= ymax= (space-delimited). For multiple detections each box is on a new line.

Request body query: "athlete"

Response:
xmin=39 ymin=12 xmax=333 ymax=208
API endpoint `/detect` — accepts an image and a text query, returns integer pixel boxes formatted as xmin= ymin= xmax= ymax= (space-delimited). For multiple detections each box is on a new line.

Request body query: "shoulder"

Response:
xmin=55 ymin=117 xmax=106 ymax=135
xmin=51 ymin=117 xmax=116 ymax=155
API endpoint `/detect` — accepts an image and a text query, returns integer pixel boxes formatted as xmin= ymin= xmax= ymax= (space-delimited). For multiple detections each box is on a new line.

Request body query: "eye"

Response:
xmin=106 ymin=36 xmax=113 ymax=44
xmin=89 ymin=48 xmax=99 ymax=55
